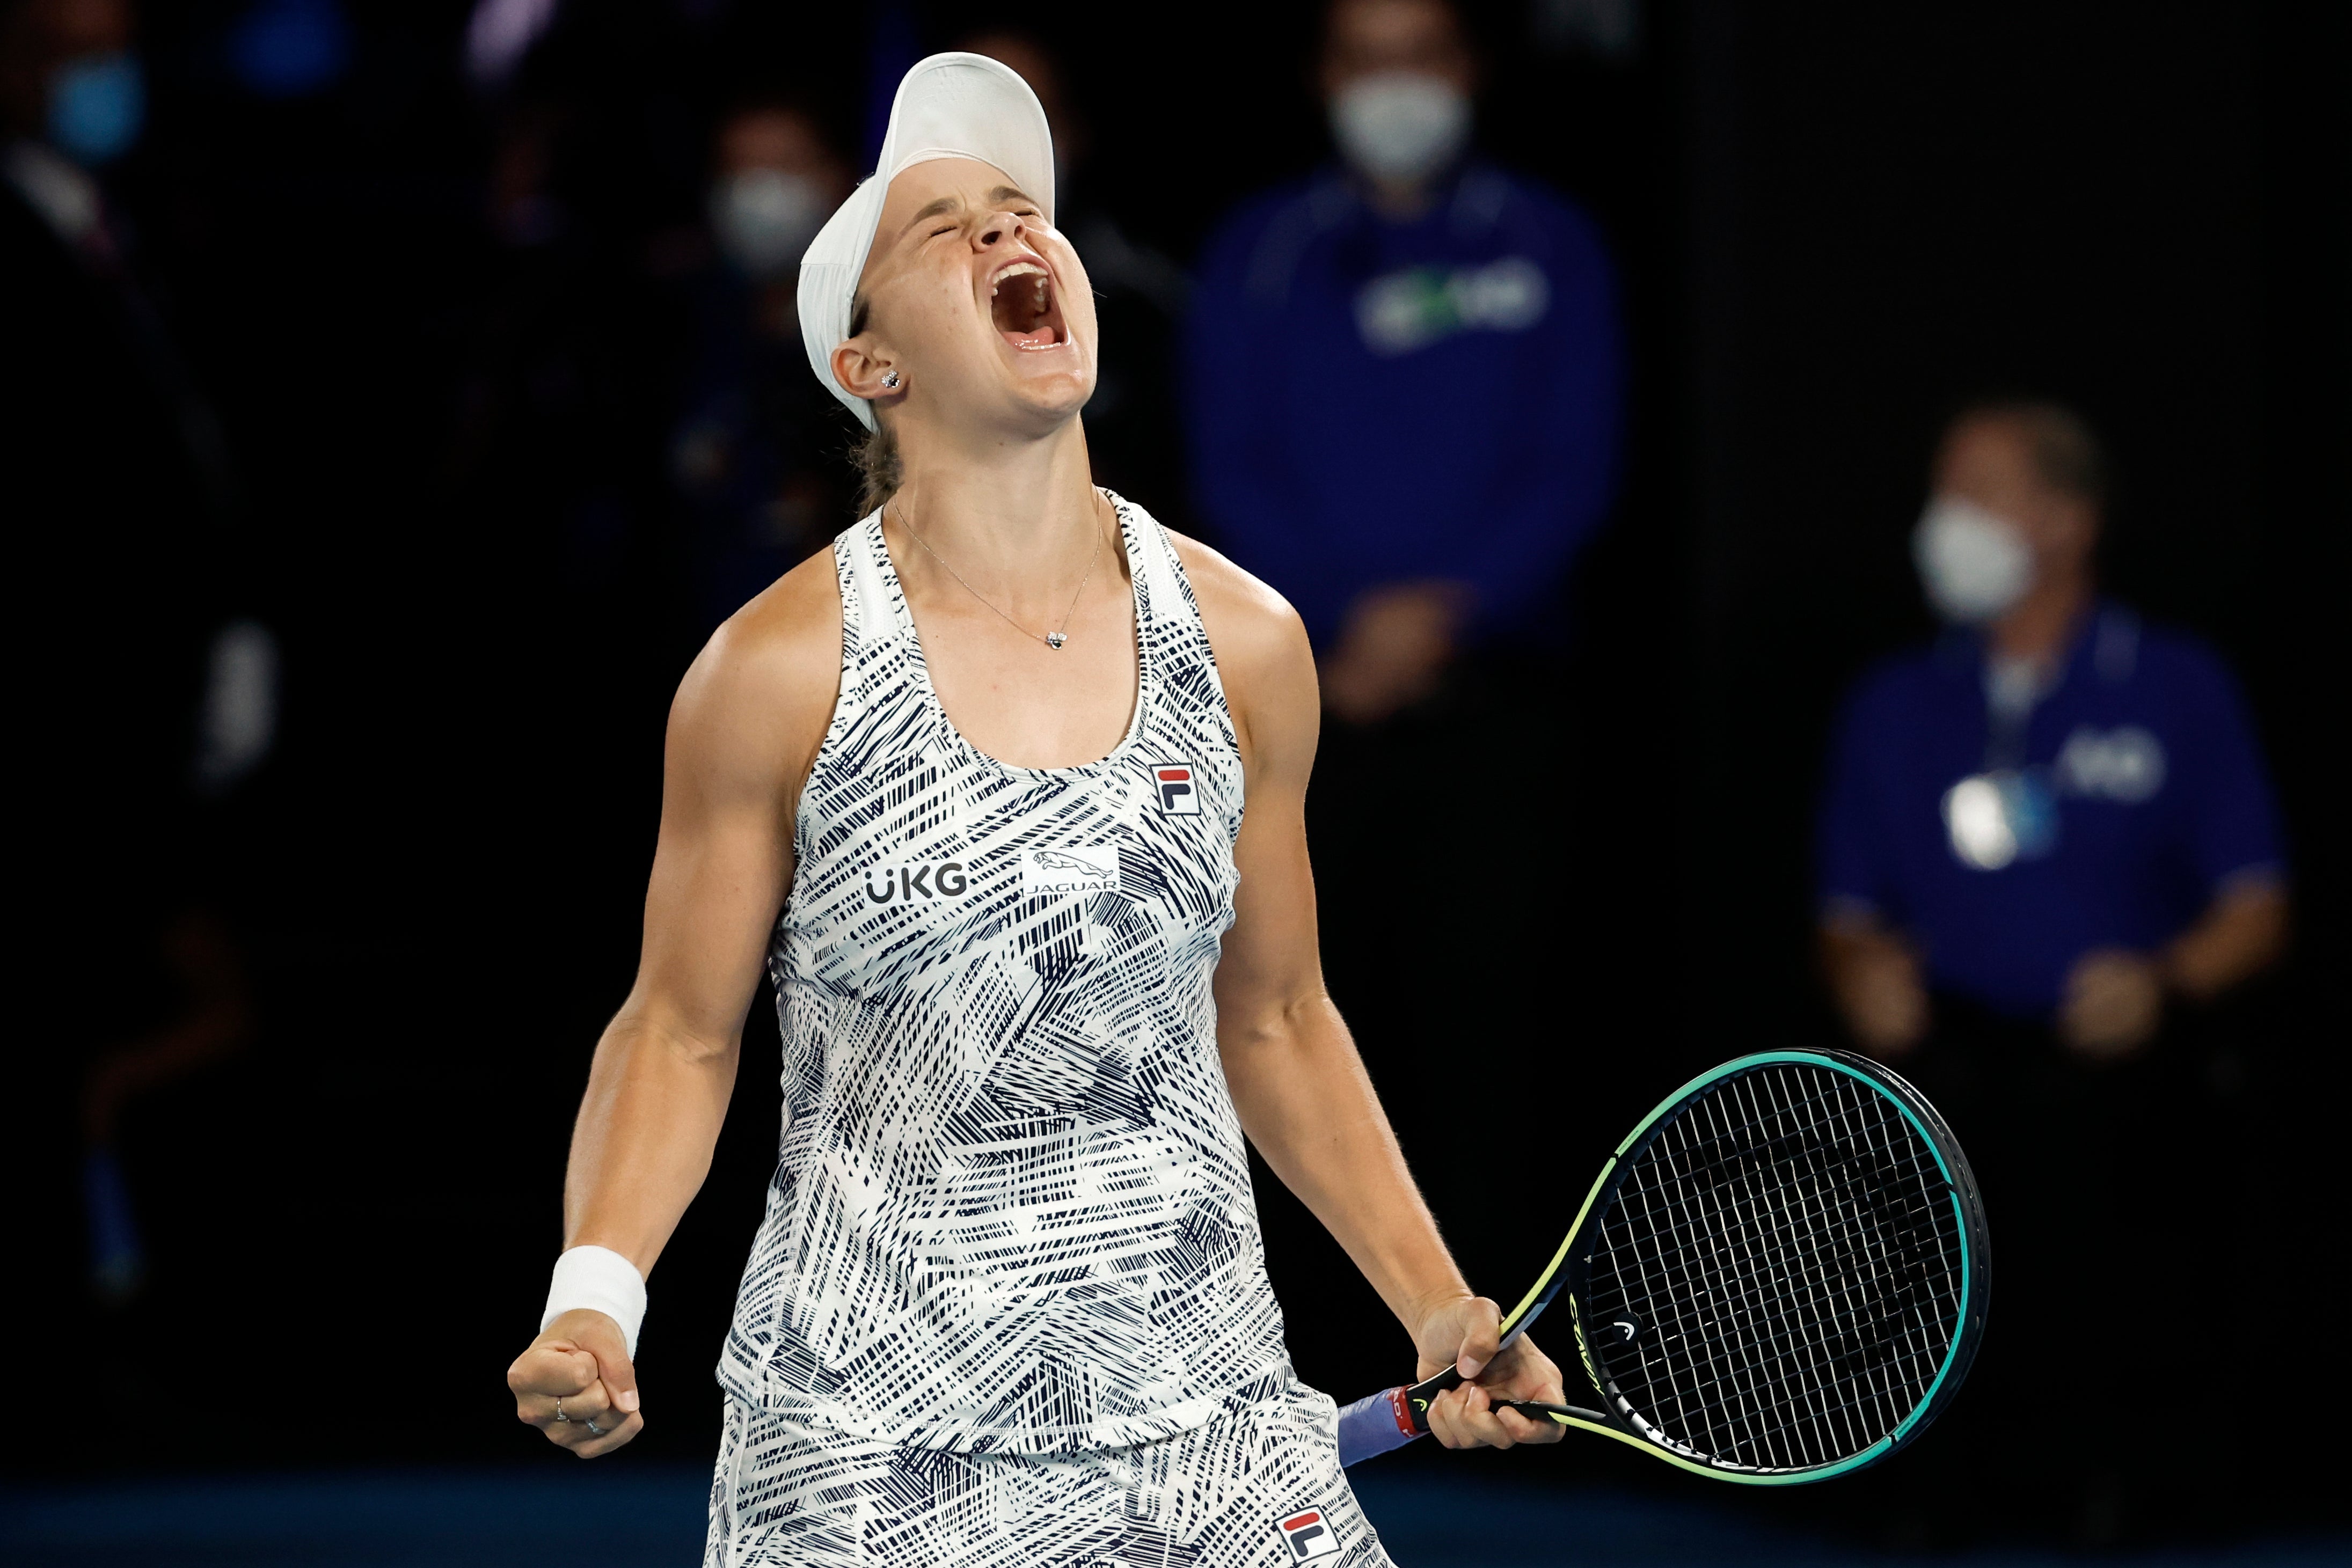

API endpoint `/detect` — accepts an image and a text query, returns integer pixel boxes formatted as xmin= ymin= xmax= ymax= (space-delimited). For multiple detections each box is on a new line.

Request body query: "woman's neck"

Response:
xmin=886 ymin=415 xmax=1104 ymax=602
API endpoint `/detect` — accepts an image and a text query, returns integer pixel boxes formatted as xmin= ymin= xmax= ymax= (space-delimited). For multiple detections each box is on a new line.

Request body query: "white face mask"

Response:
xmin=1330 ymin=72 xmax=1470 ymax=189
xmin=1913 ymin=495 xmax=2035 ymax=624
xmin=711 ymin=168 xmax=826 ymax=279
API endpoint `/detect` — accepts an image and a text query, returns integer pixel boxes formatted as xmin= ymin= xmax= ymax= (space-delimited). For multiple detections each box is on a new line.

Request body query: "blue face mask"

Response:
xmin=48 ymin=53 xmax=147 ymax=166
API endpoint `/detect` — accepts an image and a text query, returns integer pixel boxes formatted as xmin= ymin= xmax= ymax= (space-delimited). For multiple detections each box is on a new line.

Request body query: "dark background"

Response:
xmin=10 ymin=0 xmax=2346 ymax=1551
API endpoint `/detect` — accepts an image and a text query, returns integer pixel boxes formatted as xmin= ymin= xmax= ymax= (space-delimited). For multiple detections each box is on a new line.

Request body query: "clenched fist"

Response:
xmin=508 ymin=1309 xmax=644 ymax=1457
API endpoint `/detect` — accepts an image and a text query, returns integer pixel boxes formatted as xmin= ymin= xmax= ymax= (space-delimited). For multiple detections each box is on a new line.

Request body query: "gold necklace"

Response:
xmin=892 ymin=494 xmax=1106 ymax=650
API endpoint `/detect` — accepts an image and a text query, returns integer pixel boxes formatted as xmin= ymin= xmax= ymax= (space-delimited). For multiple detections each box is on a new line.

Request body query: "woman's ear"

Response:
xmin=832 ymin=340 xmax=901 ymax=406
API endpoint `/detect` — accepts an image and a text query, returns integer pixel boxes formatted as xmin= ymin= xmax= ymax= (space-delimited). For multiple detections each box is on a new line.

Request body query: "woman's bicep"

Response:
xmin=627 ymin=786 xmax=794 ymax=1051
xmin=1204 ymin=572 xmax=1327 ymax=1037
xmin=622 ymin=584 xmax=839 ymax=1049
xmin=1216 ymin=768 xmax=1321 ymax=1036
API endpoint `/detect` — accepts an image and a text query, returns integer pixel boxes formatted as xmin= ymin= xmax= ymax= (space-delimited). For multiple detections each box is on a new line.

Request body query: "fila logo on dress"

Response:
xmin=1276 ymin=1507 xmax=1339 ymax=1559
xmin=1153 ymin=760 xmax=1200 ymax=815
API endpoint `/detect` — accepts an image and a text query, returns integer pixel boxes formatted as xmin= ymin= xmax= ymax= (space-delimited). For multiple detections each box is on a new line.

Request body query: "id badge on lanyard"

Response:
xmin=1941 ymin=682 xmax=2058 ymax=872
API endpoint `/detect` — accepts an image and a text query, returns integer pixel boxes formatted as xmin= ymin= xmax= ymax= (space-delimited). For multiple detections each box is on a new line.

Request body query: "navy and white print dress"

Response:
xmin=707 ymin=494 xmax=1389 ymax=1567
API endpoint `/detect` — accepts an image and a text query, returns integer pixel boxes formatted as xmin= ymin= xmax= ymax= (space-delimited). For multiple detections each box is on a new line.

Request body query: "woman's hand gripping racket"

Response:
xmin=1338 ymin=1050 xmax=1990 ymax=1484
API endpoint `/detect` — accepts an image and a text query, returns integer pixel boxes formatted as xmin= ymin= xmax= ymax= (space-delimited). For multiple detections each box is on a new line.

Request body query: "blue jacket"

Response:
xmin=1816 ymin=606 xmax=2285 ymax=1017
xmin=1184 ymin=163 xmax=1623 ymax=645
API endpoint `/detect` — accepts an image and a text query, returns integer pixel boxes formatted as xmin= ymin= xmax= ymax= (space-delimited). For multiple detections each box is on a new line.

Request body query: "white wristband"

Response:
xmin=542 ymin=1245 xmax=647 ymax=1359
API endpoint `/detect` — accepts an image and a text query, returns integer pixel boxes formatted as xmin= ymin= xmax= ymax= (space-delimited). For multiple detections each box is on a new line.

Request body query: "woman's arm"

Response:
xmin=506 ymin=556 xmax=842 ymax=1458
xmin=1182 ymin=536 xmax=1564 ymax=1453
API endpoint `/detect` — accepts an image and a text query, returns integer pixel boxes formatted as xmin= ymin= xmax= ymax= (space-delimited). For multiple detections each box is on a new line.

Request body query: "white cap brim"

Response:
xmin=798 ymin=53 xmax=1056 ymax=431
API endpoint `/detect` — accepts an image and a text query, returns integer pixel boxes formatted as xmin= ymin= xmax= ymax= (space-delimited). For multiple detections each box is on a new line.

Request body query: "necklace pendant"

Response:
xmin=1045 ymin=632 xmax=1067 ymax=650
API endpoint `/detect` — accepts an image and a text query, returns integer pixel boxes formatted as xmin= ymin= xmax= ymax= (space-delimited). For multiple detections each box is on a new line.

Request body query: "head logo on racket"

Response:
xmin=1275 ymin=1507 xmax=1339 ymax=1559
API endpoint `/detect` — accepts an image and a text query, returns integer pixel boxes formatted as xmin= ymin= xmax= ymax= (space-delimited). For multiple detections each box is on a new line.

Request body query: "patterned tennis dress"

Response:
xmin=705 ymin=496 xmax=1390 ymax=1566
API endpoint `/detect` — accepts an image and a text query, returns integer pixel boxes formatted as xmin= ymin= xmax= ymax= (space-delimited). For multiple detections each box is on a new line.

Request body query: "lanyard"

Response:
xmin=1946 ymin=657 xmax=2057 ymax=871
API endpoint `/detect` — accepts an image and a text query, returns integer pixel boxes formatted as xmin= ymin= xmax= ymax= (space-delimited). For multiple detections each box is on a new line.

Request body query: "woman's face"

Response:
xmin=845 ymin=156 xmax=1097 ymax=435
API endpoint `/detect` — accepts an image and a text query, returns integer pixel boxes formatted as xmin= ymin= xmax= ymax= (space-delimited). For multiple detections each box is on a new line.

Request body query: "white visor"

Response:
xmin=797 ymin=52 xmax=1056 ymax=430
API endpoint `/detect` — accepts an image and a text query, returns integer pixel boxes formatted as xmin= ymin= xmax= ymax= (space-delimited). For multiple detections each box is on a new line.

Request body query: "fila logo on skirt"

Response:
xmin=1276 ymin=1506 xmax=1339 ymax=1559
xmin=1152 ymin=761 xmax=1200 ymax=815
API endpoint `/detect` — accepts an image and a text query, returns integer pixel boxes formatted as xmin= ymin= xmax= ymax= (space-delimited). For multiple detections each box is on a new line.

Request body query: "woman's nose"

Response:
xmin=972 ymin=212 xmax=1025 ymax=251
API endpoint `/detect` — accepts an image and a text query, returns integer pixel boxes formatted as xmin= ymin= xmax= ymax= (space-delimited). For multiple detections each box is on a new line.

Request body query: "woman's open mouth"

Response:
xmin=990 ymin=258 xmax=1067 ymax=350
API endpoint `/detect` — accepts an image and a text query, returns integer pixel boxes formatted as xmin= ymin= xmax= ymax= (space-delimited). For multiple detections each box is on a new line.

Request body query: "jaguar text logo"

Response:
xmin=1019 ymin=845 xmax=1117 ymax=898
xmin=865 ymin=860 xmax=969 ymax=904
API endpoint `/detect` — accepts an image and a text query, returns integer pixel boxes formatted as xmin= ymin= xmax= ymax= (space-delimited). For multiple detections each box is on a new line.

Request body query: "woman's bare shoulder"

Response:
xmin=1164 ymin=529 xmax=1309 ymax=677
xmin=668 ymin=546 xmax=845 ymax=786
xmin=1161 ymin=529 xmax=1318 ymax=773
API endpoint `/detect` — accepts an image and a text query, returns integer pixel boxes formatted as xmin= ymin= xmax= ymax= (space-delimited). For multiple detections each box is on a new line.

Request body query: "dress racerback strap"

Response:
xmin=830 ymin=510 xmax=894 ymax=671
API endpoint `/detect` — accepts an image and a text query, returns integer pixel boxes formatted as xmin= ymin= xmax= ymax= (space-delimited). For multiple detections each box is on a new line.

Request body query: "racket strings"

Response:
xmin=1633 ymin=1073 xmax=1954 ymax=1464
xmin=1716 ymin=1073 xmax=1955 ymax=1456
xmin=1608 ymin=1072 xmax=1957 ymax=1466
xmin=1604 ymin=1114 xmax=1935 ymax=1465
xmin=1582 ymin=1065 xmax=1965 ymax=1472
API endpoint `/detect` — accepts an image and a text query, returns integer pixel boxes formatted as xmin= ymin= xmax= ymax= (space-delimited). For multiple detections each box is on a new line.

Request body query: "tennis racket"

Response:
xmin=1335 ymin=1049 xmax=1988 ymax=1483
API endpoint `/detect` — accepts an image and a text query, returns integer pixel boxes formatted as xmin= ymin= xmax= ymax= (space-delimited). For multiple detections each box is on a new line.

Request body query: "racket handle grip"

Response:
xmin=1401 ymin=1365 xmax=1464 ymax=1432
xmin=1334 ymin=1386 xmax=1422 ymax=1467
xmin=1397 ymin=1368 xmax=1575 ymax=1428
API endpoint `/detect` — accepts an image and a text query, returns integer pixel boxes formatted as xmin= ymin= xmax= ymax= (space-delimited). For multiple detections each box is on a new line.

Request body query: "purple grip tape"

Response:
xmin=1335 ymin=1386 xmax=1421 ymax=1468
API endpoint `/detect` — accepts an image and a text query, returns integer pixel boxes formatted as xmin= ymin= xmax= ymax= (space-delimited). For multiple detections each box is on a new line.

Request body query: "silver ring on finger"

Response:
xmin=553 ymin=1397 xmax=570 ymax=1424
xmin=585 ymin=1417 xmax=604 ymax=1437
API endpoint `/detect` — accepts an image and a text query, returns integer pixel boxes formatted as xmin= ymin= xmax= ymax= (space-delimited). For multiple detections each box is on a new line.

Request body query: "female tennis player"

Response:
xmin=503 ymin=54 xmax=1561 ymax=1564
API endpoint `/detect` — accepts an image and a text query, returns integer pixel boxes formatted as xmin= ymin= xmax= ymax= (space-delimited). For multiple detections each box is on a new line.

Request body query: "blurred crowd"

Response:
xmin=4 ymin=0 xmax=2332 ymax=1550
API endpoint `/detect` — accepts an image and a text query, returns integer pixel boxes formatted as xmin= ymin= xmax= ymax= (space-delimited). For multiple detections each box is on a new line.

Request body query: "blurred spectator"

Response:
xmin=1817 ymin=401 xmax=2288 ymax=1059
xmin=3 ymin=0 xmax=269 ymax=1311
xmin=669 ymin=99 xmax=851 ymax=629
xmin=1186 ymin=0 xmax=1620 ymax=725
xmin=963 ymin=29 xmax=1192 ymax=517
xmin=1178 ymin=0 xmax=1624 ymax=1393
xmin=1814 ymin=400 xmax=2288 ymax=1535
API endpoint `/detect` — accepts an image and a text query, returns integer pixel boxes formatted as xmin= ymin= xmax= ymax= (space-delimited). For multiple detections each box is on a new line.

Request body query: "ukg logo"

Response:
xmin=864 ymin=860 xmax=970 ymax=904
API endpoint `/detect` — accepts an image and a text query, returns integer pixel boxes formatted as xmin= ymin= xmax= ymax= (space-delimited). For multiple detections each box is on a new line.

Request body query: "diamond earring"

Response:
xmin=882 ymin=371 xmax=900 ymax=389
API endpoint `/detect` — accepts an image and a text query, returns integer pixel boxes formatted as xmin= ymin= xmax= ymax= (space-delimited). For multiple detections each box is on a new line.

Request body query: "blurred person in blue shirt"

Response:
xmin=1186 ymin=0 xmax=1620 ymax=727
xmin=1814 ymin=400 xmax=2289 ymax=1534
xmin=1182 ymin=0 xmax=1624 ymax=1395
xmin=1817 ymin=401 xmax=2288 ymax=1060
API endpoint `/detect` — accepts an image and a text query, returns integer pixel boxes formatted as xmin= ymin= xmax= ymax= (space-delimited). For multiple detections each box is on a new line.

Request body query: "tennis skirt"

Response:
xmin=703 ymin=1378 xmax=1393 ymax=1567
